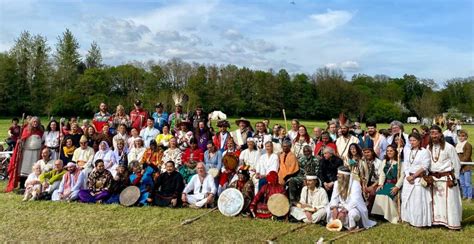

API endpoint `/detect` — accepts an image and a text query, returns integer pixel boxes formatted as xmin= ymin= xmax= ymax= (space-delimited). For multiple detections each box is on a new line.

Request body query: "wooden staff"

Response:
xmin=266 ymin=223 xmax=311 ymax=243
xmin=326 ymin=228 xmax=365 ymax=243
xmin=282 ymin=109 xmax=288 ymax=131
xmin=396 ymin=130 xmax=402 ymax=222
xmin=180 ymin=207 xmax=218 ymax=225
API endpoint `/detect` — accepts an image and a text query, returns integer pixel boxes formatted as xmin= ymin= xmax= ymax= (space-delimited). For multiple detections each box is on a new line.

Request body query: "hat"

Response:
xmin=134 ymin=99 xmax=142 ymax=106
xmin=155 ymin=102 xmax=163 ymax=108
xmin=235 ymin=117 xmax=251 ymax=127
xmin=79 ymin=135 xmax=88 ymax=143
xmin=237 ymin=165 xmax=250 ymax=178
xmin=177 ymin=121 xmax=192 ymax=128
xmin=337 ymin=166 xmax=351 ymax=175
xmin=246 ymin=137 xmax=256 ymax=143
xmin=267 ymin=171 xmax=278 ymax=185
xmin=326 ymin=219 xmax=343 ymax=232
xmin=65 ymin=162 xmax=77 ymax=168
xmin=217 ymin=120 xmax=230 ymax=128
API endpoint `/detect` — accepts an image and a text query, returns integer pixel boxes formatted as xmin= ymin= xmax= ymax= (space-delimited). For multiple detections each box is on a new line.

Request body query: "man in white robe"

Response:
xmin=428 ymin=125 xmax=462 ymax=230
xmin=327 ymin=166 xmax=376 ymax=230
xmin=335 ymin=123 xmax=359 ymax=160
xmin=72 ymin=135 xmax=95 ymax=173
xmin=182 ymin=162 xmax=217 ymax=208
xmin=290 ymin=175 xmax=327 ymax=223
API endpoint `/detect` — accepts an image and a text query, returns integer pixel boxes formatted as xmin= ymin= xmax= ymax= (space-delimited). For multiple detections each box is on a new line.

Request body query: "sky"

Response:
xmin=0 ymin=0 xmax=473 ymax=83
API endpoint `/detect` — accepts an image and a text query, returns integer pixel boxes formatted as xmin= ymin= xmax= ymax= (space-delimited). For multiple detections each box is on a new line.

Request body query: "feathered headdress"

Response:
xmin=172 ymin=92 xmax=189 ymax=107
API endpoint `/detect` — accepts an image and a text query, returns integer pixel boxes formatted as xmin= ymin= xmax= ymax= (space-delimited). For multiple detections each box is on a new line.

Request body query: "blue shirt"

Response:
xmin=152 ymin=112 xmax=169 ymax=132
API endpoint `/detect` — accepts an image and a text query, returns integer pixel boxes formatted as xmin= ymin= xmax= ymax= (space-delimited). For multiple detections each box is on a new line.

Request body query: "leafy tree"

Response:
xmin=85 ymin=41 xmax=103 ymax=69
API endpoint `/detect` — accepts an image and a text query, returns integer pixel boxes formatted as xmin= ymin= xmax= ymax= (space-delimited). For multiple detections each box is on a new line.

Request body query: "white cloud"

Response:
xmin=340 ymin=60 xmax=360 ymax=72
xmin=310 ymin=9 xmax=354 ymax=31
xmin=244 ymin=39 xmax=277 ymax=53
xmin=325 ymin=61 xmax=361 ymax=72
xmin=222 ymin=29 xmax=243 ymax=40
xmin=89 ymin=18 xmax=151 ymax=43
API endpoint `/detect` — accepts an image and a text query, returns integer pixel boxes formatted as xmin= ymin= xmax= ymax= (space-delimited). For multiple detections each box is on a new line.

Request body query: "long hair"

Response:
xmin=337 ymin=174 xmax=351 ymax=200
xmin=348 ymin=143 xmax=363 ymax=160
xmin=429 ymin=133 xmax=446 ymax=150
xmin=46 ymin=119 xmax=58 ymax=132
xmin=384 ymin=145 xmax=398 ymax=162
xmin=294 ymin=125 xmax=310 ymax=143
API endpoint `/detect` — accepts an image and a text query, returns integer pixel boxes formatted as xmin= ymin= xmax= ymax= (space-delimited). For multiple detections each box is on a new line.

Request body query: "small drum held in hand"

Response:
xmin=267 ymin=193 xmax=290 ymax=217
xmin=218 ymin=188 xmax=244 ymax=217
xmin=119 ymin=186 xmax=140 ymax=207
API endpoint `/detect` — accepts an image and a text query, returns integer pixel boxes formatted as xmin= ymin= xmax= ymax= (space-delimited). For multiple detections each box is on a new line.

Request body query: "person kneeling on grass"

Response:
xmin=22 ymin=163 xmax=43 ymax=201
xmin=290 ymin=174 xmax=328 ymax=224
xmin=104 ymin=164 xmax=130 ymax=204
xmin=182 ymin=162 xmax=216 ymax=208
xmin=129 ymin=160 xmax=156 ymax=206
xmin=78 ymin=159 xmax=112 ymax=203
xmin=326 ymin=166 xmax=376 ymax=230
xmin=250 ymin=171 xmax=286 ymax=219
xmin=52 ymin=162 xmax=85 ymax=202
xmin=151 ymin=160 xmax=185 ymax=207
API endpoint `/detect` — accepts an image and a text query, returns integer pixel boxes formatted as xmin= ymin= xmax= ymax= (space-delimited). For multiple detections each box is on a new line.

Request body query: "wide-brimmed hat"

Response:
xmin=177 ymin=121 xmax=192 ymax=128
xmin=217 ymin=120 xmax=231 ymax=128
xmin=235 ymin=117 xmax=251 ymax=127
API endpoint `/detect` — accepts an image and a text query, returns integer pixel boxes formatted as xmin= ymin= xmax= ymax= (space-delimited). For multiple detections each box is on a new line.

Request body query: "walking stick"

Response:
xmin=326 ymin=228 xmax=365 ymax=243
xmin=282 ymin=109 xmax=288 ymax=132
xmin=396 ymin=131 xmax=402 ymax=222
xmin=180 ymin=207 xmax=218 ymax=225
xmin=265 ymin=223 xmax=311 ymax=243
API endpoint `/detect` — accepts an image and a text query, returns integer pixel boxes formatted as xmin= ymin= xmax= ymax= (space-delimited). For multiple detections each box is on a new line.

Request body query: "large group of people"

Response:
xmin=4 ymin=99 xmax=471 ymax=231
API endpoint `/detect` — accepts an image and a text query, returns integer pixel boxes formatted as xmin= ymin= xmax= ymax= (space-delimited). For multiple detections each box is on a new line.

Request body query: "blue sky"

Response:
xmin=0 ymin=0 xmax=472 ymax=83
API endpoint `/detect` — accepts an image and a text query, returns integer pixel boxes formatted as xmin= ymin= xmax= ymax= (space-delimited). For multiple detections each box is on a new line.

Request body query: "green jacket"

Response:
xmin=39 ymin=169 xmax=67 ymax=184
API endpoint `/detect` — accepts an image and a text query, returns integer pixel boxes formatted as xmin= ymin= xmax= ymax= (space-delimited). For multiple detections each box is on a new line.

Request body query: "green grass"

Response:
xmin=0 ymin=180 xmax=473 ymax=242
xmin=1 ymin=118 xmax=473 ymax=242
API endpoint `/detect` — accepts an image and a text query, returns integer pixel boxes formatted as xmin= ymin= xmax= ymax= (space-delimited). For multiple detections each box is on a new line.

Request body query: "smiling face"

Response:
xmin=430 ymin=129 xmax=442 ymax=144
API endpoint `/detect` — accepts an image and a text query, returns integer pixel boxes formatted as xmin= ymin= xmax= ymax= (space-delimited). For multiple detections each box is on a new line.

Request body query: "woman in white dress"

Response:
xmin=401 ymin=133 xmax=432 ymax=227
xmin=93 ymin=141 xmax=119 ymax=177
xmin=43 ymin=120 xmax=60 ymax=160
xmin=127 ymin=138 xmax=146 ymax=165
xmin=255 ymin=141 xmax=279 ymax=191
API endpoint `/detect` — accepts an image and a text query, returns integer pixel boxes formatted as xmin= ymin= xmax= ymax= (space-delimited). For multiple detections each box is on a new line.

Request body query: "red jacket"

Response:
xmin=130 ymin=109 xmax=148 ymax=132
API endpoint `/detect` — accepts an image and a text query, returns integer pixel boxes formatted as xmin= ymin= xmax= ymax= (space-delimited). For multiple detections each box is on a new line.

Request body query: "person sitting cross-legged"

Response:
xmin=182 ymin=162 xmax=216 ymax=208
xmin=326 ymin=166 xmax=376 ymax=231
xmin=52 ymin=162 xmax=85 ymax=202
xmin=290 ymin=174 xmax=328 ymax=224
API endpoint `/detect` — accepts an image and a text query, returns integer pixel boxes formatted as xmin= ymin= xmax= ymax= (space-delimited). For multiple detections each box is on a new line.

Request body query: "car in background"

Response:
xmin=407 ymin=117 xmax=419 ymax=124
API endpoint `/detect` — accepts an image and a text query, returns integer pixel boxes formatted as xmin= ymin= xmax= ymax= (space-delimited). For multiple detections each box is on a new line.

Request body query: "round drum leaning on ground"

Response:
xmin=218 ymin=188 xmax=244 ymax=217
xmin=119 ymin=186 xmax=141 ymax=207
xmin=267 ymin=193 xmax=290 ymax=217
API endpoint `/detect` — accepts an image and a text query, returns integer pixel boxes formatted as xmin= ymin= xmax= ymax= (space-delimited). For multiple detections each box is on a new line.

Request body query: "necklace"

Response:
xmin=431 ymin=145 xmax=441 ymax=162
xmin=409 ymin=148 xmax=419 ymax=165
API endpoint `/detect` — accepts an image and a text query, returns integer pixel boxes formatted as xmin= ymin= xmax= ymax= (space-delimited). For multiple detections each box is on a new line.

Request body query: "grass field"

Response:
xmin=0 ymin=118 xmax=473 ymax=242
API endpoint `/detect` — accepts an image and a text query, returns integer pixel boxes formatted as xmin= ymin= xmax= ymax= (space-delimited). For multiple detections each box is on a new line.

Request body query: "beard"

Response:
xmin=341 ymin=130 xmax=349 ymax=136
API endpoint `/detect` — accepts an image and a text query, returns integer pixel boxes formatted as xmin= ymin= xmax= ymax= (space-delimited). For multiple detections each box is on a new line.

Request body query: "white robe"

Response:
xmin=255 ymin=153 xmax=279 ymax=176
xmin=183 ymin=174 xmax=217 ymax=207
xmin=335 ymin=135 xmax=359 ymax=160
xmin=401 ymin=147 xmax=432 ymax=227
xmin=290 ymin=186 xmax=328 ymax=223
xmin=327 ymin=177 xmax=376 ymax=229
xmin=429 ymin=143 xmax=462 ymax=229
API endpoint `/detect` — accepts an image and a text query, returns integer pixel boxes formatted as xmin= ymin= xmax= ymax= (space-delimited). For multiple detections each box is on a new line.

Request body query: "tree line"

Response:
xmin=0 ymin=29 xmax=473 ymax=122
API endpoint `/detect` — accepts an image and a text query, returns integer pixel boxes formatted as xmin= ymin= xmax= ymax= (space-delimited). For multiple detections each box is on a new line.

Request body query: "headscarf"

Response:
xmin=267 ymin=171 xmax=278 ymax=185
